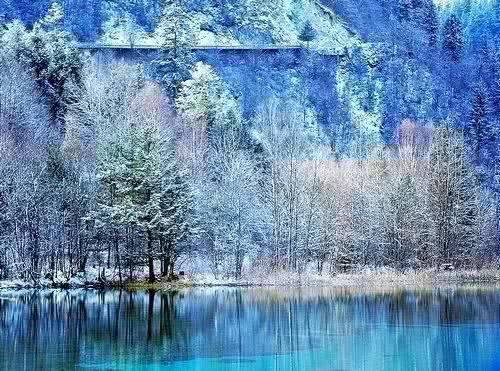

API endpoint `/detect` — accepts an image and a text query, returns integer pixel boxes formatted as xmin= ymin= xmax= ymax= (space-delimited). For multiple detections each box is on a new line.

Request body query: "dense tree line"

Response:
xmin=0 ymin=4 xmax=499 ymax=284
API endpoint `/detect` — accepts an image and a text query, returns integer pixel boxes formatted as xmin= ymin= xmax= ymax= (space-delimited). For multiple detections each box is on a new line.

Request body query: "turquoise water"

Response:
xmin=1 ymin=287 xmax=500 ymax=370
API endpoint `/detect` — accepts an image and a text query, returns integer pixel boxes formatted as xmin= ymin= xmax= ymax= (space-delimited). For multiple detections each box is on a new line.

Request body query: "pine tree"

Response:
xmin=130 ymin=125 xmax=168 ymax=283
xmin=494 ymin=2 xmax=500 ymax=48
xmin=154 ymin=0 xmax=193 ymax=101
xmin=93 ymin=122 xmax=172 ymax=283
xmin=91 ymin=137 xmax=128 ymax=278
xmin=420 ymin=0 xmax=439 ymax=47
xmin=1 ymin=3 xmax=83 ymax=125
xmin=176 ymin=62 xmax=242 ymax=149
xmin=40 ymin=2 xmax=64 ymax=31
xmin=443 ymin=15 xmax=464 ymax=62
xmin=493 ymin=52 xmax=500 ymax=117
xmin=397 ymin=0 xmax=415 ymax=22
xmin=298 ymin=21 xmax=317 ymax=48
xmin=467 ymin=83 xmax=494 ymax=163
xmin=159 ymin=147 xmax=196 ymax=279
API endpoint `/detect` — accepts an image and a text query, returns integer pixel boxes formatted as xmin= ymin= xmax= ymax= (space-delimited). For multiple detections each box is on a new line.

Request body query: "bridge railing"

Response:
xmin=72 ymin=43 xmax=304 ymax=50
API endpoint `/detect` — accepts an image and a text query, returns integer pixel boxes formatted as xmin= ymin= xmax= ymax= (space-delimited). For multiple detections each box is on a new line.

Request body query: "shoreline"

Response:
xmin=2 ymin=269 xmax=500 ymax=291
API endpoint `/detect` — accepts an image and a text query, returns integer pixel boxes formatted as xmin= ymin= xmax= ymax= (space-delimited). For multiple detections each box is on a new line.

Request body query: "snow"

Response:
xmin=0 ymin=267 xmax=123 ymax=290
xmin=185 ymin=267 xmax=500 ymax=288
xmin=0 ymin=280 xmax=30 ymax=289
xmin=187 ymin=271 xmax=344 ymax=287
xmin=94 ymin=0 xmax=359 ymax=52
xmin=3 ymin=267 xmax=500 ymax=290
xmin=197 ymin=31 xmax=240 ymax=47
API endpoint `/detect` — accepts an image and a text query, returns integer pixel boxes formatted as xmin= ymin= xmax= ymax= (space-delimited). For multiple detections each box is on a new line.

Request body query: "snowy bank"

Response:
xmin=182 ymin=268 xmax=500 ymax=288
xmin=3 ymin=268 xmax=500 ymax=290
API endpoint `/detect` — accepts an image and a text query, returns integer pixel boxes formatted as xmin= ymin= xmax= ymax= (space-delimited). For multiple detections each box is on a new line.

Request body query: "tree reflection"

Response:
xmin=0 ymin=287 xmax=499 ymax=370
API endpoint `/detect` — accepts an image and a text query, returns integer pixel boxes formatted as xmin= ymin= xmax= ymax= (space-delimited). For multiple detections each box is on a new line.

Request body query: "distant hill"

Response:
xmin=0 ymin=0 xmax=358 ymax=51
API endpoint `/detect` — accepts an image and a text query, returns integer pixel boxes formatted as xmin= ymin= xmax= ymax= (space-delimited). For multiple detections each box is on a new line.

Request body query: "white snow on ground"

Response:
xmin=2 ymin=267 xmax=500 ymax=290
xmin=183 ymin=266 xmax=500 ymax=287
xmin=187 ymin=271 xmax=333 ymax=286
xmin=0 ymin=280 xmax=30 ymax=289
xmin=196 ymin=31 xmax=240 ymax=47
xmin=0 ymin=266 xmax=123 ymax=289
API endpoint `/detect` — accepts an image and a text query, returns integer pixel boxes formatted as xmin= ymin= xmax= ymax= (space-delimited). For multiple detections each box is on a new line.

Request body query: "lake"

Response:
xmin=0 ymin=287 xmax=499 ymax=370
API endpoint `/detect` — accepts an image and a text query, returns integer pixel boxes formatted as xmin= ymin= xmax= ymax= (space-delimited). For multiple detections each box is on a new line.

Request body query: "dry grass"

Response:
xmin=3 ymin=268 xmax=500 ymax=291
xmin=181 ymin=268 xmax=500 ymax=289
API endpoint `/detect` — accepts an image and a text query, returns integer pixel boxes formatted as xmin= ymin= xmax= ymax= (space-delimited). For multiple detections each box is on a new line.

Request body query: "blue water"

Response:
xmin=0 ymin=287 xmax=500 ymax=370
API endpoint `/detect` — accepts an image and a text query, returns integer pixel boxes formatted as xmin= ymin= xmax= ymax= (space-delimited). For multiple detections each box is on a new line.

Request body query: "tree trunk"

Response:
xmin=168 ymin=257 xmax=174 ymax=279
xmin=161 ymin=239 xmax=168 ymax=277
xmin=107 ymin=241 xmax=111 ymax=269
xmin=114 ymin=229 xmax=122 ymax=284
xmin=147 ymin=230 xmax=155 ymax=283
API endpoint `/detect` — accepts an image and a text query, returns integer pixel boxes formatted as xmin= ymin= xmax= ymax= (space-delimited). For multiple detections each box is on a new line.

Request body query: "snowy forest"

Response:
xmin=1 ymin=0 xmax=500 ymax=285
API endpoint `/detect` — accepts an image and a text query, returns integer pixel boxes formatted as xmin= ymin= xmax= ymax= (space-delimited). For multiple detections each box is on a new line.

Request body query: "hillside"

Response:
xmin=97 ymin=0 xmax=360 ymax=53
xmin=0 ymin=0 xmax=358 ymax=49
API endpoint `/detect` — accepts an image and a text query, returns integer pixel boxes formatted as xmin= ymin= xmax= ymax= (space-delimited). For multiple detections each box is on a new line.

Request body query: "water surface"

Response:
xmin=1 ymin=287 xmax=500 ymax=370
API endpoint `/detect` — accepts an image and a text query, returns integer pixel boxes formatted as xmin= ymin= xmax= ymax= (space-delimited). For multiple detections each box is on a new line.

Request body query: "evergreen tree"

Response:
xmin=298 ymin=21 xmax=318 ymax=48
xmin=7 ymin=0 xmax=49 ymax=27
xmin=176 ymin=62 xmax=242 ymax=149
xmin=91 ymin=135 xmax=127 ymax=278
xmin=131 ymin=125 xmax=168 ymax=283
xmin=93 ymin=122 xmax=172 ymax=283
xmin=420 ymin=0 xmax=439 ymax=47
xmin=1 ymin=3 xmax=82 ymax=125
xmin=154 ymin=0 xmax=193 ymax=101
xmin=443 ymin=15 xmax=464 ymax=62
xmin=467 ymin=82 xmax=495 ymax=163
xmin=159 ymin=147 xmax=196 ymax=279
xmin=397 ymin=0 xmax=414 ymax=22
xmin=63 ymin=0 xmax=103 ymax=41
xmin=493 ymin=1 xmax=500 ymax=48
xmin=493 ymin=51 xmax=500 ymax=117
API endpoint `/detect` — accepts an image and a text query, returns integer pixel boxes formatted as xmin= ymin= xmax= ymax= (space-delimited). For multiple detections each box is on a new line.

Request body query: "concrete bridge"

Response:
xmin=72 ymin=42 xmax=350 ymax=55
xmin=75 ymin=42 xmax=343 ymax=119
xmin=75 ymin=42 xmax=347 ymax=78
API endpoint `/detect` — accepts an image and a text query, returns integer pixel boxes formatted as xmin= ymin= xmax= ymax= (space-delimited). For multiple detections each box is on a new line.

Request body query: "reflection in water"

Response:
xmin=0 ymin=287 xmax=500 ymax=370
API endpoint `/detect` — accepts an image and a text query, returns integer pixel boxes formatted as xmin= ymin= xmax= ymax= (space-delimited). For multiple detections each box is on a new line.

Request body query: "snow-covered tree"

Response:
xmin=100 ymin=14 xmax=145 ymax=47
xmin=0 ymin=3 xmax=82 ymax=124
xmin=467 ymin=82 xmax=495 ymax=163
xmin=40 ymin=2 xmax=63 ymax=31
xmin=298 ymin=21 xmax=317 ymax=48
xmin=203 ymin=143 xmax=263 ymax=278
xmin=397 ymin=0 xmax=415 ymax=22
xmin=93 ymin=103 xmax=171 ymax=283
xmin=176 ymin=62 xmax=222 ymax=126
xmin=428 ymin=123 xmax=481 ymax=267
xmin=176 ymin=62 xmax=241 ymax=176
xmin=443 ymin=14 xmax=464 ymax=62
xmin=154 ymin=0 xmax=194 ymax=100
xmin=420 ymin=0 xmax=439 ymax=47
xmin=159 ymin=147 xmax=196 ymax=279
xmin=253 ymin=99 xmax=318 ymax=270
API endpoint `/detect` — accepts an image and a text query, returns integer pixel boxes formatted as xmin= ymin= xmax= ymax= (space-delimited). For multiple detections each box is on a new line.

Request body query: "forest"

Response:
xmin=0 ymin=0 xmax=500 ymax=285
